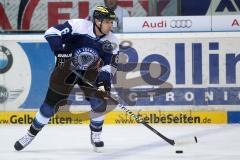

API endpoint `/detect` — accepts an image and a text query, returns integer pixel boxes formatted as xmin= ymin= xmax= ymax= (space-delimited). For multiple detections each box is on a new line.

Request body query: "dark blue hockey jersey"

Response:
xmin=44 ymin=19 xmax=119 ymax=86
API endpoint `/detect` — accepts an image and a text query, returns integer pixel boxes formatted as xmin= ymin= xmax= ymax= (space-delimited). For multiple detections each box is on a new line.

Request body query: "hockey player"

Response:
xmin=14 ymin=6 xmax=119 ymax=152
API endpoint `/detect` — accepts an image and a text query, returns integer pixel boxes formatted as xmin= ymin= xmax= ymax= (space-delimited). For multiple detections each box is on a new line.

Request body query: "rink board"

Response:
xmin=1 ymin=33 xmax=240 ymax=111
xmin=0 ymin=111 xmax=239 ymax=124
xmin=1 ymin=32 xmax=240 ymax=123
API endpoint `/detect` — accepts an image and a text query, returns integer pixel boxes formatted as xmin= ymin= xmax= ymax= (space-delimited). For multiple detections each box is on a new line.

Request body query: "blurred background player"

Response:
xmin=88 ymin=0 xmax=130 ymax=32
xmin=104 ymin=0 xmax=130 ymax=32
xmin=14 ymin=6 xmax=119 ymax=152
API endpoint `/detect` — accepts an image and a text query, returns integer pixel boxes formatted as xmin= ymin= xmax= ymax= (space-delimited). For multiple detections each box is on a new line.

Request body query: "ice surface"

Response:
xmin=0 ymin=124 xmax=240 ymax=160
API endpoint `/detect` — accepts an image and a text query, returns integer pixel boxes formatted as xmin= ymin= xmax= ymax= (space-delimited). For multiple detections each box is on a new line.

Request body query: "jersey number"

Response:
xmin=61 ymin=28 xmax=70 ymax=35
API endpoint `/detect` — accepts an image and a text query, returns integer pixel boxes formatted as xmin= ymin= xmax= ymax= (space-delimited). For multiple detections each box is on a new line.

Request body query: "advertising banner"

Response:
xmin=0 ymin=32 xmax=240 ymax=112
xmin=0 ymin=111 xmax=231 ymax=124
xmin=181 ymin=0 xmax=240 ymax=16
xmin=0 ymin=35 xmax=55 ymax=111
xmin=123 ymin=15 xmax=240 ymax=32
xmin=1 ymin=111 xmax=239 ymax=124
xmin=212 ymin=15 xmax=240 ymax=31
xmin=123 ymin=16 xmax=211 ymax=32
xmin=0 ymin=0 xmax=147 ymax=31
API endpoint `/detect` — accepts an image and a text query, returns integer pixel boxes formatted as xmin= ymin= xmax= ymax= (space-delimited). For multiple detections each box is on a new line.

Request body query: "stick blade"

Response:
xmin=174 ymin=137 xmax=197 ymax=146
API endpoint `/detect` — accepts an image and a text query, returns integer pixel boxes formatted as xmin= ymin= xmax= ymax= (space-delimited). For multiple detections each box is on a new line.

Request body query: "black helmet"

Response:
xmin=93 ymin=6 xmax=116 ymax=20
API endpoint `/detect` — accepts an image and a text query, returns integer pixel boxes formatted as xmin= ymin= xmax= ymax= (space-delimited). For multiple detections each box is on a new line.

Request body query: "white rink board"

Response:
xmin=1 ymin=32 xmax=240 ymax=111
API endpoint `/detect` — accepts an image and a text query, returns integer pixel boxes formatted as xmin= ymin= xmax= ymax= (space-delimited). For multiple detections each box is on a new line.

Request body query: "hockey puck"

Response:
xmin=176 ymin=150 xmax=183 ymax=154
xmin=194 ymin=136 xmax=198 ymax=143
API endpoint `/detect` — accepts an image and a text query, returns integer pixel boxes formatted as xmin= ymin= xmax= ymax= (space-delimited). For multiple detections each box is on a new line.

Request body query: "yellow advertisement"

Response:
xmin=0 ymin=111 xmax=227 ymax=125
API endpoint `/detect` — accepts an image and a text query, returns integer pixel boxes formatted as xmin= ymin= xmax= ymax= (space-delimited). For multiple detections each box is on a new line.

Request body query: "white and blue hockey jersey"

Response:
xmin=44 ymin=19 xmax=119 ymax=87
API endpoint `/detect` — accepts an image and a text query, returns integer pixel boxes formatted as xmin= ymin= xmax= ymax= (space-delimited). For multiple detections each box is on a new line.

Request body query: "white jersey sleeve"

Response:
xmin=44 ymin=19 xmax=92 ymax=51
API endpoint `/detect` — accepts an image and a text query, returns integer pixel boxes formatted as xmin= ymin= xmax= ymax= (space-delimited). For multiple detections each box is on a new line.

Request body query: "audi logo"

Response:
xmin=170 ymin=20 xmax=192 ymax=28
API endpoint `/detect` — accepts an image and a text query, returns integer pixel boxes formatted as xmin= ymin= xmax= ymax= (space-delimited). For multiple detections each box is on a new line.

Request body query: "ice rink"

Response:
xmin=0 ymin=124 xmax=240 ymax=160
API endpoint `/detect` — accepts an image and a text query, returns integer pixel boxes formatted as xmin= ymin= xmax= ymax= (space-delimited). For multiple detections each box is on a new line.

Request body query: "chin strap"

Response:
xmin=94 ymin=19 xmax=105 ymax=35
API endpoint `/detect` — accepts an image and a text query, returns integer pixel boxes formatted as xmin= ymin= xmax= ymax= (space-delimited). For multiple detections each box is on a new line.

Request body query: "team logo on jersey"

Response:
xmin=0 ymin=46 xmax=13 ymax=74
xmin=72 ymin=47 xmax=99 ymax=70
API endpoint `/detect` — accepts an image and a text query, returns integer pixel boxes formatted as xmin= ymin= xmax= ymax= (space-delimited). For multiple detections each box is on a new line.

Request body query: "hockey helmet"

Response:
xmin=93 ymin=6 xmax=116 ymax=21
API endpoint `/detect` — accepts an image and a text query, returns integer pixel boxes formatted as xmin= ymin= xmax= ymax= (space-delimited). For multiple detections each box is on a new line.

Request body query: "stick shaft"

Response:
xmin=72 ymin=70 xmax=175 ymax=145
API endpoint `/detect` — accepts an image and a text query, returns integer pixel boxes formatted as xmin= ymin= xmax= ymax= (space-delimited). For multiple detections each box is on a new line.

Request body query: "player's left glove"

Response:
xmin=96 ymin=81 xmax=110 ymax=99
xmin=102 ymin=40 xmax=113 ymax=53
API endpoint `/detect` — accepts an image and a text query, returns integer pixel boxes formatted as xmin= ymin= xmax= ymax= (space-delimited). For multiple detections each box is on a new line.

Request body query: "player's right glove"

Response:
xmin=96 ymin=81 xmax=110 ymax=99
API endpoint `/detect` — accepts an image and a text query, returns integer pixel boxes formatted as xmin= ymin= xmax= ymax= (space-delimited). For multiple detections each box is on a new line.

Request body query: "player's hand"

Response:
xmin=96 ymin=82 xmax=109 ymax=99
xmin=97 ymin=85 xmax=105 ymax=92
xmin=102 ymin=40 xmax=113 ymax=53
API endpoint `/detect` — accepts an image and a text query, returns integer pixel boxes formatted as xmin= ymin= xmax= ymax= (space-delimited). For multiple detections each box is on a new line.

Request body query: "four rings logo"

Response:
xmin=170 ymin=19 xmax=192 ymax=28
xmin=0 ymin=46 xmax=13 ymax=74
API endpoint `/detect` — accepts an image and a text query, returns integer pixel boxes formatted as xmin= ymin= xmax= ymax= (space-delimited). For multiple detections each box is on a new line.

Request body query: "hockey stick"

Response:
xmin=72 ymin=70 xmax=175 ymax=146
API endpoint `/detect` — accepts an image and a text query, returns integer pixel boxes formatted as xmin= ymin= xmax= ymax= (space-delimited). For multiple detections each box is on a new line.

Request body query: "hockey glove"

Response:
xmin=102 ymin=40 xmax=113 ymax=53
xmin=96 ymin=81 xmax=110 ymax=99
